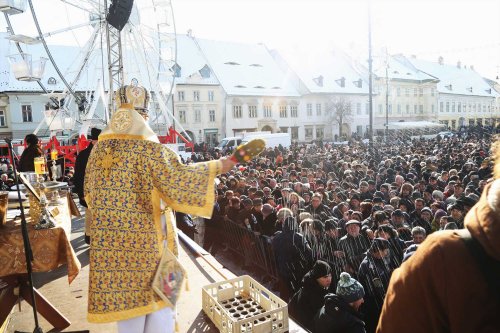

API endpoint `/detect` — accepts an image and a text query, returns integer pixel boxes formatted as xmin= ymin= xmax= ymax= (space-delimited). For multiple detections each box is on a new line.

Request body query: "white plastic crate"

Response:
xmin=202 ymin=275 xmax=288 ymax=333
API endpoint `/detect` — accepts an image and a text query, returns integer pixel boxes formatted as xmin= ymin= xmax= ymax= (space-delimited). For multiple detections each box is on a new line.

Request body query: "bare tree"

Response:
xmin=325 ymin=97 xmax=353 ymax=139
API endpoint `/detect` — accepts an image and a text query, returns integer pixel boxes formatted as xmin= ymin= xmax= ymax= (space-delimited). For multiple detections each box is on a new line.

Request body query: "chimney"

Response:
xmin=438 ymin=56 xmax=444 ymax=65
xmin=411 ymin=55 xmax=417 ymax=59
xmin=187 ymin=29 xmax=193 ymax=37
xmin=457 ymin=61 xmax=461 ymax=69
xmin=470 ymin=65 xmax=475 ymax=71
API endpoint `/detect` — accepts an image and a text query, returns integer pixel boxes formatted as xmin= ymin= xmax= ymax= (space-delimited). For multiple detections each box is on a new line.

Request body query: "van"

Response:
xmin=218 ymin=132 xmax=291 ymax=152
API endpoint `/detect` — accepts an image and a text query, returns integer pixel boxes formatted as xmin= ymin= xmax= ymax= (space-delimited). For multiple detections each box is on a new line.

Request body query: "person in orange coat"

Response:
xmin=376 ymin=141 xmax=500 ymax=333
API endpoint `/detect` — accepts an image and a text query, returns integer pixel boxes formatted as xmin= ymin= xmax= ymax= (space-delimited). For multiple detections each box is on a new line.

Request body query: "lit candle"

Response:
xmin=51 ymin=149 xmax=58 ymax=161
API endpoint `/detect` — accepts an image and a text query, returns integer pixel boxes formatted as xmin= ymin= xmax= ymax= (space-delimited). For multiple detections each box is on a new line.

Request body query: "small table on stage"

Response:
xmin=0 ymin=208 xmax=81 ymax=330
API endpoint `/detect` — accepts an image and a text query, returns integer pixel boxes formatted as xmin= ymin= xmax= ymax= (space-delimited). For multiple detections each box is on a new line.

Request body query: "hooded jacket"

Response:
xmin=288 ymin=271 xmax=331 ymax=331
xmin=377 ymin=181 xmax=500 ymax=333
xmin=314 ymin=294 xmax=366 ymax=333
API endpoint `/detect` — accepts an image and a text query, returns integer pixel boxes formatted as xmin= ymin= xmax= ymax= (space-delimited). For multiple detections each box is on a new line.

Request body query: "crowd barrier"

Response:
xmin=219 ymin=219 xmax=280 ymax=283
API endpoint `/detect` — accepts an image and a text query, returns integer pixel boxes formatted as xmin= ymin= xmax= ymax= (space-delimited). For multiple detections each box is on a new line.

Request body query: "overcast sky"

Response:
xmin=2 ymin=0 xmax=499 ymax=79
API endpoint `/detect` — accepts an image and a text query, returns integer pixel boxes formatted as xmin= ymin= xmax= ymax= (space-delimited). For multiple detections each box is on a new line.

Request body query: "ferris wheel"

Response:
xmin=2 ymin=0 xmax=184 ymax=139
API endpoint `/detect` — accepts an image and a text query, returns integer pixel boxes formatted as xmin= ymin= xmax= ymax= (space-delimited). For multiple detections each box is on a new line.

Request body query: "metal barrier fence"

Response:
xmin=219 ymin=219 xmax=280 ymax=282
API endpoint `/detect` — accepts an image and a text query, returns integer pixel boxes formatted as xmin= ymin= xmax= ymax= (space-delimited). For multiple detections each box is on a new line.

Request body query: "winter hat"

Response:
xmin=310 ymin=260 xmax=332 ymax=279
xmin=336 ymin=272 xmax=365 ymax=303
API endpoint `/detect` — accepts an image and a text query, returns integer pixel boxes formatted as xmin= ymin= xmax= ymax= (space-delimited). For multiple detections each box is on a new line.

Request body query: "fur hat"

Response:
xmin=336 ymin=272 xmax=365 ymax=303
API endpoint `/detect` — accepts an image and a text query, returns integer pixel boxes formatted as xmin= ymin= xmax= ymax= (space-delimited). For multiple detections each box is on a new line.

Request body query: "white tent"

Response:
xmin=387 ymin=121 xmax=445 ymax=130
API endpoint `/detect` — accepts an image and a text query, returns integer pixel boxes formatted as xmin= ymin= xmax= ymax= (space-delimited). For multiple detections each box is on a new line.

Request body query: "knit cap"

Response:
xmin=336 ymin=272 xmax=365 ymax=303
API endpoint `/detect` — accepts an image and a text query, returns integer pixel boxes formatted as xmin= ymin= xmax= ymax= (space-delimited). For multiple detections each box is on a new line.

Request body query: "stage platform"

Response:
xmin=3 ymin=210 xmax=306 ymax=333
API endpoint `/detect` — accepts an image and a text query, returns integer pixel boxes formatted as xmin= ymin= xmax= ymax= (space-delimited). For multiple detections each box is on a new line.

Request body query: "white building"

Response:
xmin=273 ymin=48 xmax=370 ymax=140
xmin=399 ymin=55 xmax=499 ymax=129
xmin=194 ymin=38 xmax=302 ymax=140
xmin=372 ymin=55 xmax=439 ymax=135
xmin=171 ymin=35 xmax=224 ymax=146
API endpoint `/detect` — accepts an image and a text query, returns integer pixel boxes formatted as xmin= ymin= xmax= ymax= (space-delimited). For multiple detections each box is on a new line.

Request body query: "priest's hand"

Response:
xmin=220 ymin=157 xmax=236 ymax=173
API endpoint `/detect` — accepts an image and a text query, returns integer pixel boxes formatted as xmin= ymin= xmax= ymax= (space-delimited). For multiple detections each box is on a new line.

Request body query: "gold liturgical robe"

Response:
xmin=84 ymin=106 xmax=220 ymax=322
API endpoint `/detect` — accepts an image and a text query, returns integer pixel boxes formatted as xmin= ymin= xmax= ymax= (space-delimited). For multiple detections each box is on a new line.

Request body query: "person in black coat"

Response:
xmin=288 ymin=260 xmax=333 ymax=331
xmin=314 ymin=272 xmax=366 ymax=333
xmin=272 ymin=215 xmax=313 ymax=301
xmin=18 ymin=134 xmax=42 ymax=172
xmin=358 ymin=238 xmax=397 ymax=333
xmin=73 ymin=128 xmax=101 ymax=244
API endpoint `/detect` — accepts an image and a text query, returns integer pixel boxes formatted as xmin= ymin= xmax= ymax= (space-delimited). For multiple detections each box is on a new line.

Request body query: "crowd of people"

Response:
xmin=194 ymin=128 xmax=497 ymax=333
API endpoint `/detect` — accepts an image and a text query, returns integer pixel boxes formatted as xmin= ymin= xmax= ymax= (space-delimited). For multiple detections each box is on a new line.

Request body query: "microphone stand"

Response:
xmin=6 ymin=138 xmax=43 ymax=333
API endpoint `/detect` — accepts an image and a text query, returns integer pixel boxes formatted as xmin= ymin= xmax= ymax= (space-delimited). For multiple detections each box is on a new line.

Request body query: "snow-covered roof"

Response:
xmin=174 ymin=35 xmax=219 ymax=85
xmin=281 ymin=48 xmax=369 ymax=94
xmin=399 ymin=55 xmax=499 ymax=97
xmin=195 ymin=38 xmax=300 ymax=97
xmin=373 ymin=55 xmax=436 ymax=82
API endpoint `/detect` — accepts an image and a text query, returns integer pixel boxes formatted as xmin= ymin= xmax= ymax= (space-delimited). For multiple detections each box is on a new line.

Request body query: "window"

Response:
xmin=356 ymin=103 xmax=361 ymax=115
xmin=405 ymin=88 xmax=410 ymax=97
xmin=397 ymin=104 xmax=401 ymax=114
xmin=452 ymin=102 xmax=455 ymax=112
xmin=316 ymin=127 xmax=324 ymax=139
xmin=414 ymin=88 xmax=417 ymax=96
xmin=0 ymin=110 xmax=6 ymax=127
xmin=291 ymin=127 xmax=299 ymax=140
xmin=307 ymin=103 xmax=312 ymax=116
xmin=419 ymin=105 xmax=423 ymax=114
xmin=316 ymin=103 xmax=321 ymax=116
xmin=199 ymin=65 xmax=211 ymax=78
xmin=208 ymin=91 xmax=214 ymax=101
xmin=279 ymin=105 xmax=287 ymax=118
xmin=446 ymin=102 xmax=450 ymax=112
xmin=248 ymin=105 xmax=258 ymax=118
xmin=458 ymin=103 xmax=461 ymax=113
xmin=419 ymin=88 xmax=423 ymax=96
xmin=264 ymin=105 xmax=272 ymax=118
xmin=290 ymin=105 xmax=298 ymax=118
xmin=179 ymin=110 xmax=186 ymax=123
xmin=233 ymin=105 xmax=242 ymax=118
xmin=194 ymin=109 xmax=201 ymax=123
xmin=209 ymin=110 xmax=215 ymax=122
xmin=193 ymin=91 xmax=200 ymax=101
xmin=397 ymin=87 xmax=401 ymax=96
xmin=378 ymin=105 xmax=383 ymax=114
xmin=440 ymin=102 xmax=444 ymax=113
xmin=177 ymin=91 xmax=185 ymax=101
xmin=414 ymin=105 xmax=418 ymax=113
xmin=305 ymin=127 xmax=313 ymax=139
xmin=47 ymin=77 xmax=57 ymax=85
xmin=22 ymin=105 xmax=32 ymax=122
xmin=406 ymin=104 xmax=410 ymax=114
xmin=431 ymin=88 xmax=435 ymax=97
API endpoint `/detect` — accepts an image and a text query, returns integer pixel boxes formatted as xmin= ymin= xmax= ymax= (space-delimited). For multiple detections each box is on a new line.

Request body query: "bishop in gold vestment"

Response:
xmin=84 ymin=90 xmax=232 ymax=325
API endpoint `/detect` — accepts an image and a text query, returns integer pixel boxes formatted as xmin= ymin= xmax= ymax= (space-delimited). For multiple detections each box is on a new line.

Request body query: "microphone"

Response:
xmin=4 ymin=138 xmax=12 ymax=144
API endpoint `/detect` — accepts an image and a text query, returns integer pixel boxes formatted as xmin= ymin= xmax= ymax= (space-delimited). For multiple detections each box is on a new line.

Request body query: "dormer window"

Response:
xmin=313 ymin=76 xmax=324 ymax=87
xmin=199 ymin=64 xmax=211 ymax=78
xmin=335 ymin=77 xmax=346 ymax=88
xmin=254 ymin=86 xmax=265 ymax=89
xmin=445 ymin=84 xmax=452 ymax=91
xmin=234 ymin=85 xmax=246 ymax=88
xmin=393 ymin=70 xmax=399 ymax=74
xmin=249 ymin=64 xmax=263 ymax=67
xmin=406 ymin=72 xmax=412 ymax=75
xmin=171 ymin=63 xmax=181 ymax=77
xmin=224 ymin=62 xmax=240 ymax=65
xmin=47 ymin=77 xmax=57 ymax=85
xmin=486 ymin=88 xmax=492 ymax=94
xmin=271 ymin=86 xmax=281 ymax=89
xmin=467 ymin=87 xmax=473 ymax=93
xmin=353 ymin=79 xmax=363 ymax=88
